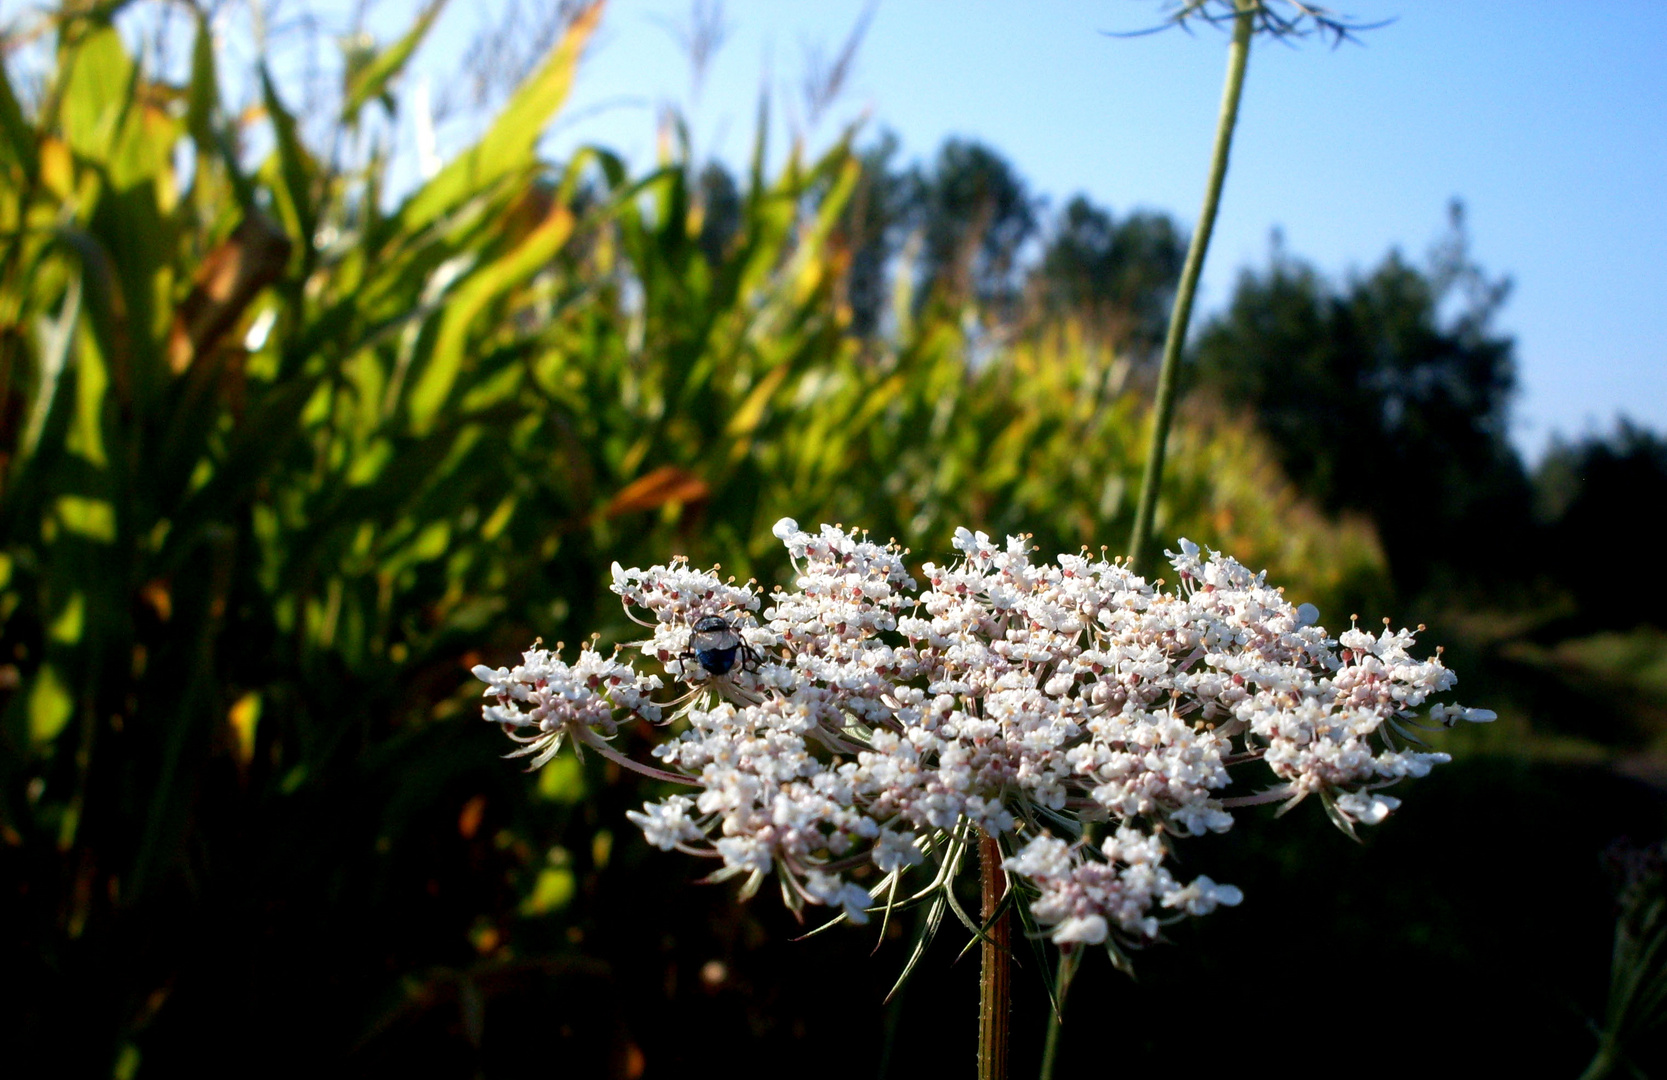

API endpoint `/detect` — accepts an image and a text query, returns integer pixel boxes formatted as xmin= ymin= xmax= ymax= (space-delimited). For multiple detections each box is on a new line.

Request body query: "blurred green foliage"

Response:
xmin=1 ymin=2 xmax=1658 ymax=1075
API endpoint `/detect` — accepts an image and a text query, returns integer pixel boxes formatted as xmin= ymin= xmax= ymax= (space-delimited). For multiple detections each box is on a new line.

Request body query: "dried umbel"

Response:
xmin=475 ymin=520 xmax=1493 ymax=962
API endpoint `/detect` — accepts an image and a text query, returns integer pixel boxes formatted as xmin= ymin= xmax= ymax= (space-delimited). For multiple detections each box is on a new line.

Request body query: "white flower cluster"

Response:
xmin=477 ymin=520 xmax=1494 ymax=955
xmin=472 ymin=642 xmax=664 ymax=769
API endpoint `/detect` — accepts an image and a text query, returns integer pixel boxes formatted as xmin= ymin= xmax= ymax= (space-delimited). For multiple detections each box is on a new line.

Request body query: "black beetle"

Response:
xmin=687 ymin=614 xmax=757 ymax=677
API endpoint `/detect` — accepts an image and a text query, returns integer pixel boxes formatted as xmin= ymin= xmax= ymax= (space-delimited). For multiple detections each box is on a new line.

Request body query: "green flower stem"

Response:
xmin=1040 ymin=1008 xmax=1063 ymax=1080
xmin=978 ymin=833 xmax=1011 ymax=1080
xmin=1128 ymin=0 xmax=1256 ymax=573
xmin=1037 ymin=947 xmax=1080 ymax=1080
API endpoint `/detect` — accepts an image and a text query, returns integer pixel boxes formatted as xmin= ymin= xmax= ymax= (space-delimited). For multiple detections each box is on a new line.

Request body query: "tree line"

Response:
xmin=690 ymin=133 xmax=1663 ymax=624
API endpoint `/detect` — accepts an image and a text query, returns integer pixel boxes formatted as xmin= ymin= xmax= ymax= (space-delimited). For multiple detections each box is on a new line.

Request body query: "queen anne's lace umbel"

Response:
xmin=475 ymin=520 xmax=1493 ymax=954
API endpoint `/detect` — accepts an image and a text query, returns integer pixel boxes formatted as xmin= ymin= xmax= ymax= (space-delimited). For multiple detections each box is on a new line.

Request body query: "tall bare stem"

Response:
xmin=1127 ymin=0 xmax=1255 ymax=573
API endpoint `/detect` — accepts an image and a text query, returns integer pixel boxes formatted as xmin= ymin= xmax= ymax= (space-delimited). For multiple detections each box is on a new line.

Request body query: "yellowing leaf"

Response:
xmin=518 ymin=867 xmax=575 ymax=916
xmin=537 ymin=754 xmax=586 ymax=803
xmin=480 ymin=497 xmax=516 ymax=541
xmin=29 ymin=665 xmax=73 ymax=745
xmin=408 ymin=521 xmax=451 ymax=562
xmin=48 ymin=592 xmax=84 ymax=645
xmin=228 ymin=693 xmax=261 ymax=766
xmin=39 ymin=137 xmax=73 ymax=200
xmin=602 ymin=466 xmax=710 ymax=519
xmin=724 ymin=364 xmax=788 ymax=441
xmin=54 ymin=496 xmax=116 ymax=543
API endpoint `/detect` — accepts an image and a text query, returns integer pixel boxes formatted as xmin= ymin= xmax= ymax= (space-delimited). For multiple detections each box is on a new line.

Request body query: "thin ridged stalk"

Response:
xmin=1128 ymin=0 xmax=1255 ymax=573
xmin=1037 ymin=946 xmax=1080 ymax=1080
xmin=977 ymin=834 xmax=1011 ymax=1080
xmin=1040 ymin=1009 xmax=1063 ymax=1080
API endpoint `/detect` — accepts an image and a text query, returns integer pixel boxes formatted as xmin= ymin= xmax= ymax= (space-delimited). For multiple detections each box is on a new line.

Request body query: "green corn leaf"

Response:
xmin=19 ymin=266 xmax=81 ymax=465
xmin=185 ymin=10 xmax=218 ymax=149
xmin=58 ymin=22 xmax=136 ymax=165
xmin=0 ymin=58 xmax=39 ymax=177
xmin=67 ymin=313 xmax=109 ymax=469
xmin=342 ymin=0 xmax=448 ymax=124
xmin=47 ymin=225 xmax=126 ymax=393
xmin=258 ymin=65 xmax=318 ymax=255
xmin=394 ymin=2 xmax=601 ymax=236
xmin=184 ymin=11 xmax=257 ymax=215
xmin=406 ymin=197 xmax=576 ymax=433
